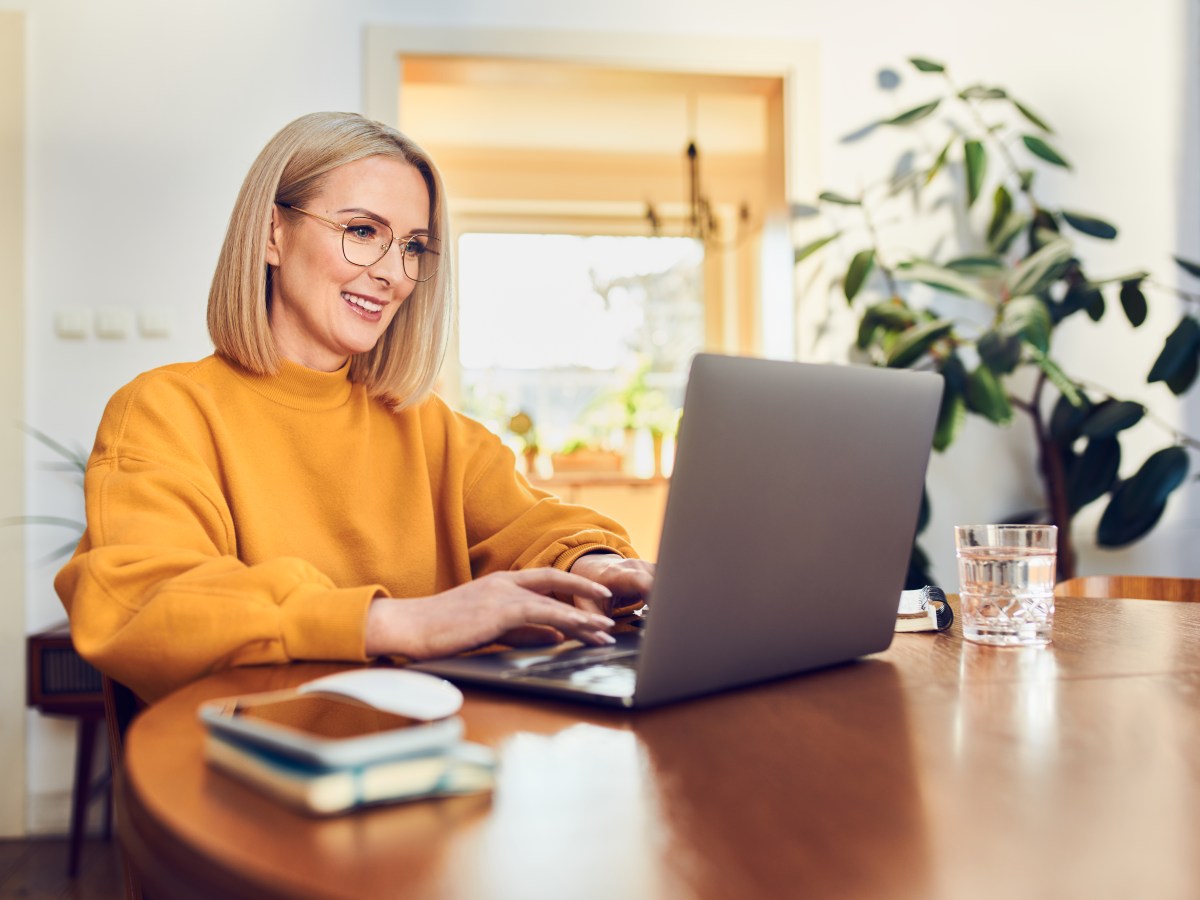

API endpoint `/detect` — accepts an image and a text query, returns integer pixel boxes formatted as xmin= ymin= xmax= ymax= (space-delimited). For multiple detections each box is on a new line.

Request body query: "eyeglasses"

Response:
xmin=277 ymin=203 xmax=440 ymax=283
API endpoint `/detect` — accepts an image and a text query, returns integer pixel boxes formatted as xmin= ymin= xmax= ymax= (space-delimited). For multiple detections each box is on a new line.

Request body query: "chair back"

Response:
xmin=101 ymin=675 xmax=145 ymax=900
xmin=101 ymin=675 xmax=143 ymax=765
xmin=1054 ymin=575 xmax=1200 ymax=603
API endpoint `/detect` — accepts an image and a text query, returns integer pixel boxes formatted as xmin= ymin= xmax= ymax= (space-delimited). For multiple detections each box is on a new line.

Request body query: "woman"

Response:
xmin=56 ymin=112 xmax=654 ymax=703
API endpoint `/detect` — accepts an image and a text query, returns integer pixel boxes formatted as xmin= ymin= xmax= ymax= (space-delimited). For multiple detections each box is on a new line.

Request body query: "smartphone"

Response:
xmin=198 ymin=690 xmax=464 ymax=769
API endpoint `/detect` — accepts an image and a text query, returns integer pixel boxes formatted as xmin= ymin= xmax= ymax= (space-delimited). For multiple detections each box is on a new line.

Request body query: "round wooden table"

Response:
xmin=117 ymin=596 xmax=1200 ymax=900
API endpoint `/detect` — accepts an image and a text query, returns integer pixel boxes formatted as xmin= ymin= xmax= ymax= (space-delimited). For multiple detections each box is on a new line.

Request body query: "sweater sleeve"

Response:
xmin=457 ymin=416 xmax=639 ymax=576
xmin=54 ymin=377 xmax=383 ymax=703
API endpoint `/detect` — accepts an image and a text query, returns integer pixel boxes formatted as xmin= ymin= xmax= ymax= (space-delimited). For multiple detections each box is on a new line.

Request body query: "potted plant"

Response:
xmin=798 ymin=57 xmax=1200 ymax=581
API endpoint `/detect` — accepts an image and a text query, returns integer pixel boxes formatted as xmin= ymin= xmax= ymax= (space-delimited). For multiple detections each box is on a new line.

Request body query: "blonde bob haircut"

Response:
xmin=208 ymin=111 xmax=452 ymax=410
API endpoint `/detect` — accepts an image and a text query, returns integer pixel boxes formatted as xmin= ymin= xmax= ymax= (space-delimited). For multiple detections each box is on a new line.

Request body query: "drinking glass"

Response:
xmin=955 ymin=524 xmax=1057 ymax=647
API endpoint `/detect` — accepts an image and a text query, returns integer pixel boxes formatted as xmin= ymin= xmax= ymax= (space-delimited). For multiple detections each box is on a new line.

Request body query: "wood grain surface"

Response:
xmin=117 ymin=597 xmax=1200 ymax=900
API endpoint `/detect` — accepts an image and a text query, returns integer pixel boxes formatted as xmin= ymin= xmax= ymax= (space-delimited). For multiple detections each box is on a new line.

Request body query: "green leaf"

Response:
xmin=1081 ymin=400 xmax=1145 ymax=438
xmin=964 ymin=140 xmax=986 ymax=208
xmin=1049 ymin=392 xmax=1092 ymax=443
xmin=1147 ymin=317 xmax=1200 ymax=387
xmin=1060 ymin=210 xmax=1118 ymax=240
xmin=1023 ymin=134 xmax=1071 ymax=169
xmin=1008 ymin=239 xmax=1073 ymax=296
xmin=1165 ymin=348 xmax=1200 ymax=395
xmin=872 ymin=300 xmax=920 ymax=330
xmin=1066 ymin=437 xmax=1121 ymax=512
xmin=1001 ymin=295 xmax=1052 ymax=352
xmin=905 ymin=539 xmax=934 ymax=591
xmin=819 ymin=191 xmax=861 ymax=206
xmin=1119 ymin=279 xmax=1148 ymax=328
xmin=856 ymin=312 xmax=879 ymax=350
xmin=1097 ymin=447 xmax=1190 ymax=547
xmin=1084 ymin=286 xmax=1106 ymax=321
xmin=987 ymin=185 xmax=1013 ymax=245
xmin=886 ymin=319 xmax=956 ymax=368
xmin=959 ymin=85 xmax=1007 ymax=100
xmin=844 ymin=248 xmax=876 ymax=303
xmin=18 ymin=423 xmax=88 ymax=473
xmin=925 ymin=138 xmax=953 ymax=186
xmin=895 ymin=260 xmax=992 ymax=303
xmin=882 ymin=100 xmax=941 ymax=126
xmin=989 ymin=211 xmax=1029 ymax=255
xmin=1059 ymin=283 xmax=1087 ymax=318
xmin=945 ymin=255 xmax=1006 ymax=276
xmin=1012 ymin=99 xmax=1053 ymax=133
xmin=909 ymin=57 xmax=945 ymax=73
xmin=940 ymin=352 xmax=969 ymax=393
xmin=1029 ymin=348 xmax=1083 ymax=407
xmin=933 ymin=384 xmax=966 ymax=451
xmin=965 ymin=363 xmax=1013 ymax=425
xmin=794 ymin=232 xmax=842 ymax=264
xmin=1149 ymin=318 xmax=1200 ymax=394
xmin=1174 ymin=256 xmax=1200 ymax=279
xmin=977 ymin=328 xmax=1022 ymax=374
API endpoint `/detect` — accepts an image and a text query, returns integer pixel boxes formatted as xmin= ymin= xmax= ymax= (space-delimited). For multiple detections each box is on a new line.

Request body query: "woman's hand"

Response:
xmin=365 ymin=568 xmax=618 ymax=660
xmin=568 ymin=553 xmax=656 ymax=616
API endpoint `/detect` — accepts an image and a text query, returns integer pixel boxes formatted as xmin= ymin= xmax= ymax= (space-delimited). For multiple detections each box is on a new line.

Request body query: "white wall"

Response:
xmin=2 ymin=0 xmax=1193 ymax=833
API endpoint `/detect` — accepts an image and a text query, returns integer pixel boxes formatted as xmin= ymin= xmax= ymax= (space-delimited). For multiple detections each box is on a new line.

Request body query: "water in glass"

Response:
xmin=957 ymin=546 xmax=1056 ymax=646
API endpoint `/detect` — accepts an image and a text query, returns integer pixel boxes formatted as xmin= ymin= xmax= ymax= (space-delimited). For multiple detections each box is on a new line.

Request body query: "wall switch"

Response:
xmin=95 ymin=307 xmax=133 ymax=339
xmin=54 ymin=308 xmax=91 ymax=339
xmin=138 ymin=309 xmax=172 ymax=338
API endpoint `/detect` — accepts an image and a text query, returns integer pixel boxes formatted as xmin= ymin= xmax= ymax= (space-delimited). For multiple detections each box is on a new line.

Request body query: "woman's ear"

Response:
xmin=264 ymin=204 xmax=285 ymax=267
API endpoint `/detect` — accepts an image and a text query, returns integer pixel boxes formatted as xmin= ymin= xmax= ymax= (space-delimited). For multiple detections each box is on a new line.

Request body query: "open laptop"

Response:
xmin=412 ymin=353 xmax=943 ymax=708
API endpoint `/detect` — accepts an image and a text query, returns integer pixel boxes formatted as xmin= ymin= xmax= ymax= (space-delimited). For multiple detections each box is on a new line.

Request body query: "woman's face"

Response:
xmin=265 ymin=155 xmax=431 ymax=371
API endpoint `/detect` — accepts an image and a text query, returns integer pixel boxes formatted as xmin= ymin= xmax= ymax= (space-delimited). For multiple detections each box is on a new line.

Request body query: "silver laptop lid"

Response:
xmin=631 ymin=354 xmax=942 ymax=706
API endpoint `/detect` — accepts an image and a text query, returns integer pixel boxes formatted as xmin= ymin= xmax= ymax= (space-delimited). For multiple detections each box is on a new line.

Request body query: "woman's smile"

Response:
xmin=341 ymin=290 xmax=386 ymax=320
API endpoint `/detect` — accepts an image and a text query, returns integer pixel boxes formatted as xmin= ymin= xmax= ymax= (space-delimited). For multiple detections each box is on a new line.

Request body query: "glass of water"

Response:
xmin=955 ymin=524 xmax=1058 ymax=647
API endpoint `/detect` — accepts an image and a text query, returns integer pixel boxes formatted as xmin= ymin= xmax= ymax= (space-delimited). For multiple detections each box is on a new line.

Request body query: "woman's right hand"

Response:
xmin=364 ymin=568 xmax=617 ymax=660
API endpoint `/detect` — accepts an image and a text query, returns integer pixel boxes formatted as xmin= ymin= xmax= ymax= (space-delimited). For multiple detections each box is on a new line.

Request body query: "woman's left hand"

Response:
xmin=568 ymin=553 xmax=655 ymax=616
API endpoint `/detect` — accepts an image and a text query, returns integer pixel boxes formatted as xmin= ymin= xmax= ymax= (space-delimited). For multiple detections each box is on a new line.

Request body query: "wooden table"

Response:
xmin=116 ymin=597 xmax=1200 ymax=900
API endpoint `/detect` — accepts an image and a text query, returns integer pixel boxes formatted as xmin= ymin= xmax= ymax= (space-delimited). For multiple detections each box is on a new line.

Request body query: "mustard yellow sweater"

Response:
xmin=56 ymin=355 xmax=635 ymax=701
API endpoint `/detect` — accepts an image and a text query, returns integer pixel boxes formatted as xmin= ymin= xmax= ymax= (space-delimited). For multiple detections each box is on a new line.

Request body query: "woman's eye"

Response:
xmin=347 ymin=224 xmax=379 ymax=241
xmin=402 ymin=237 xmax=429 ymax=256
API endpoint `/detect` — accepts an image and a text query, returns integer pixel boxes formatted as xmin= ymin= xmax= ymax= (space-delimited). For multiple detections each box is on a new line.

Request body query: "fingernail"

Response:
xmin=598 ymin=632 xmax=617 ymax=644
xmin=597 ymin=586 xmax=613 ymax=597
xmin=596 ymin=616 xmax=615 ymax=628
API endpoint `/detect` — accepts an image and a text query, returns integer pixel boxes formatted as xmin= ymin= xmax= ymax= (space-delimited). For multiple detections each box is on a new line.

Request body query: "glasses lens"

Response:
xmin=399 ymin=234 xmax=440 ymax=283
xmin=342 ymin=217 xmax=393 ymax=267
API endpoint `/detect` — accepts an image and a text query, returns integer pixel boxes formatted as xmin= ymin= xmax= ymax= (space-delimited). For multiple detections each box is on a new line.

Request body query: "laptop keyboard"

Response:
xmin=507 ymin=648 xmax=639 ymax=693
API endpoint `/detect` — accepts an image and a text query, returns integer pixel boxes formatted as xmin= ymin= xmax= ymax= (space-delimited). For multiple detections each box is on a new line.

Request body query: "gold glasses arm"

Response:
xmin=276 ymin=203 xmax=346 ymax=234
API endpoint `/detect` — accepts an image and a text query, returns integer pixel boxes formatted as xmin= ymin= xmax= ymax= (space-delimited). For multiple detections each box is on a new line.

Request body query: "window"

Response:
xmin=458 ymin=232 xmax=704 ymax=464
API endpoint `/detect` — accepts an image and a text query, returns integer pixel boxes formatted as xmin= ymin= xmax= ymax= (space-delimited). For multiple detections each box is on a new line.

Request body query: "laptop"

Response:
xmin=412 ymin=353 xmax=943 ymax=708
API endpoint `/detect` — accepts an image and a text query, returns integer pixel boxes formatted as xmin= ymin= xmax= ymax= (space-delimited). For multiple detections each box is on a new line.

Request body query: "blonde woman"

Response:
xmin=57 ymin=112 xmax=654 ymax=703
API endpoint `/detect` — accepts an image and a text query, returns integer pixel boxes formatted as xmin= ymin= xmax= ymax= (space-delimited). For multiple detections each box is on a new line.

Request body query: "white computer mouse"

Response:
xmin=297 ymin=668 xmax=464 ymax=720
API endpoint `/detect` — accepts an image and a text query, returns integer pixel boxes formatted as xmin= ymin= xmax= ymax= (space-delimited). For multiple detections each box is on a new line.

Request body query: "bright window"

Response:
xmin=457 ymin=232 xmax=704 ymax=460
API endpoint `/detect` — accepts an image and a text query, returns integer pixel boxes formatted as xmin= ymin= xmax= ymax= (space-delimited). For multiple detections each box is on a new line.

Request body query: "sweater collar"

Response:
xmin=233 ymin=357 xmax=356 ymax=410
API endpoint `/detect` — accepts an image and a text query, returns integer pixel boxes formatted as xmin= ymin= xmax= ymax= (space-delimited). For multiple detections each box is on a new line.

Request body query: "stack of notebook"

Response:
xmin=197 ymin=669 xmax=496 ymax=816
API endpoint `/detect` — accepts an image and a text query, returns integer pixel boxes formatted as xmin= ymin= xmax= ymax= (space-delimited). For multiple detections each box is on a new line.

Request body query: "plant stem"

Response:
xmin=1144 ymin=277 xmax=1200 ymax=305
xmin=1022 ymin=371 xmax=1077 ymax=580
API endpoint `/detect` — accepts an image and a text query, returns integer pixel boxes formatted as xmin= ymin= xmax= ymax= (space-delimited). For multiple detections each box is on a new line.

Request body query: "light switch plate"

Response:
xmin=95 ymin=307 xmax=133 ymax=339
xmin=54 ymin=307 xmax=91 ymax=339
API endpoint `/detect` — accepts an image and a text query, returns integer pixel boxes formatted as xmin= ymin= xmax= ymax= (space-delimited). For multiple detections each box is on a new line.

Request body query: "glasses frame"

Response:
xmin=276 ymin=203 xmax=439 ymax=283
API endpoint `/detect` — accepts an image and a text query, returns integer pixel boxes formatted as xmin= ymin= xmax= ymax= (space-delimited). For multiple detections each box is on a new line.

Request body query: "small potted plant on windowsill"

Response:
xmin=550 ymin=437 xmax=624 ymax=475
